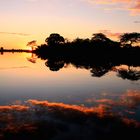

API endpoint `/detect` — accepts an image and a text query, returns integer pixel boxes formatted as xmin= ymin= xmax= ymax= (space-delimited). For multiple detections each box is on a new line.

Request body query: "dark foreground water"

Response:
xmin=0 ymin=53 xmax=140 ymax=140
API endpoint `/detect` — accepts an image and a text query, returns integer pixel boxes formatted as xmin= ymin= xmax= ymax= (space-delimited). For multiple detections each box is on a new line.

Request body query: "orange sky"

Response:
xmin=0 ymin=0 xmax=139 ymax=49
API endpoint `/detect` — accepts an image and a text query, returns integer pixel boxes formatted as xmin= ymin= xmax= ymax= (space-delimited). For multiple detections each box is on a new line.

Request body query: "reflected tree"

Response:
xmin=90 ymin=65 xmax=111 ymax=77
xmin=27 ymin=53 xmax=37 ymax=63
xmin=117 ymin=67 xmax=140 ymax=81
xmin=45 ymin=59 xmax=65 ymax=71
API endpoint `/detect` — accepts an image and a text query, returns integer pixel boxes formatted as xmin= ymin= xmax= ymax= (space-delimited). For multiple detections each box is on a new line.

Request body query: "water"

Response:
xmin=0 ymin=52 xmax=140 ymax=139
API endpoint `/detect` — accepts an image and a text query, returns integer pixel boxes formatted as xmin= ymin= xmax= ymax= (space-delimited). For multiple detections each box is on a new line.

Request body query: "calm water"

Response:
xmin=0 ymin=52 xmax=140 ymax=139
xmin=0 ymin=53 xmax=140 ymax=140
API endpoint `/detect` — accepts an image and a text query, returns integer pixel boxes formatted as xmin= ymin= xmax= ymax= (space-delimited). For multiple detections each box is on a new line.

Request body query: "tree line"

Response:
xmin=34 ymin=32 xmax=140 ymax=60
xmin=34 ymin=32 xmax=140 ymax=49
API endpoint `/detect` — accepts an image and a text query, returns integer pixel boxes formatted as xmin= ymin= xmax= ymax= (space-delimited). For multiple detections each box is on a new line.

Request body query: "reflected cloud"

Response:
xmin=85 ymin=90 xmax=140 ymax=115
xmin=120 ymin=90 xmax=140 ymax=108
xmin=28 ymin=99 xmax=111 ymax=117
xmin=0 ymin=105 xmax=29 ymax=111
xmin=0 ymin=99 xmax=140 ymax=139
xmin=95 ymin=99 xmax=115 ymax=105
xmin=96 ymin=90 xmax=140 ymax=108
xmin=0 ymin=66 xmax=29 ymax=70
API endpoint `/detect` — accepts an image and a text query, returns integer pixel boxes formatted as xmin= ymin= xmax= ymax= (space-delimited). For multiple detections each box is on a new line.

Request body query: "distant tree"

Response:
xmin=72 ymin=38 xmax=90 ymax=48
xmin=27 ymin=40 xmax=37 ymax=51
xmin=120 ymin=32 xmax=140 ymax=47
xmin=0 ymin=47 xmax=4 ymax=51
xmin=73 ymin=38 xmax=90 ymax=43
xmin=91 ymin=33 xmax=110 ymax=42
xmin=45 ymin=33 xmax=65 ymax=46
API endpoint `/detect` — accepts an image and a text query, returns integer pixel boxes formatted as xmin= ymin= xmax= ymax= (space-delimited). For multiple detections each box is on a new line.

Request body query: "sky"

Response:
xmin=0 ymin=0 xmax=140 ymax=49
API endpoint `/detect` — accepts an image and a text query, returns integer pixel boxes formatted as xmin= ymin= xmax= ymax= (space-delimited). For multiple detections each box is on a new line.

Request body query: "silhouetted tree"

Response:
xmin=73 ymin=38 xmax=90 ymax=44
xmin=0 ymin=47 xmax=4 ymax=51
xmin=90 ymin=33 xmax=118 ymax=49
xmin=120 ymin=32 xmax=140 ymax=47
xmin=27 ymin=40 xmax=37 ymax=51
xmin=91 ymin=33 xmax=110 ymax=42
xmin=45 ymin=33 xmax=65 ymax=46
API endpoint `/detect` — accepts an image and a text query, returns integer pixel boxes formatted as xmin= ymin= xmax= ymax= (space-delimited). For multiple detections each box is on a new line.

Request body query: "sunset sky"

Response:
xmin=0 ymin=0 xmax=140 ymax=49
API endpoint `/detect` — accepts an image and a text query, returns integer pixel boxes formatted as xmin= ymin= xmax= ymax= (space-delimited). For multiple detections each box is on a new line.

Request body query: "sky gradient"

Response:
xmin=0 ymin=0 xmax=140 ymax=49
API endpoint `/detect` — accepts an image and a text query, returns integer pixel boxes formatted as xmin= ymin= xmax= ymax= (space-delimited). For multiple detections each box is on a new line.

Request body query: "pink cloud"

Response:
xmin=88 ymin=0 xmax=132 ymax=4
xmin=85 ymin=0 xmax=140 ymax=15
xmin=129 ymin=1 xmax=140 ymax=15
xmin=99 ymin=30 xmax=122 ymax=38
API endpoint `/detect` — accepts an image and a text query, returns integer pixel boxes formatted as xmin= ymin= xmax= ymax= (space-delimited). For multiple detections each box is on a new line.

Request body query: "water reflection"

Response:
xmin=0 ymin=53 xmax=140 ymax=139
xmin=116 ymin=66 xmax=140 ymax=81
xmin=0 ymin=98 xmax=140 ymax=140
xmin=26 ymin=53 xmax=37 ymax=63
xmin=43 ymin=57 xmax=140 ymax=81
xmin=21 ymin=51 xmax=140 ymax=82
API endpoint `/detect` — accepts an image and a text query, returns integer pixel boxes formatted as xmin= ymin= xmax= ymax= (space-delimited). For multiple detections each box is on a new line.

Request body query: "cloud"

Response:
xmin=0 ymin=32 xmax=30 ymax=36
xmin=130 ymin=1 xmax=140 ymax=15
xmin=134 ymin=20 xmax=140 ymax=23
xmin=99 ymin=30 xmax=122 ymax=38
xmin=86 ymin=0 xmax=132 ymax=4
xmin=84 ymin=0 xmax=140 ymax=15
